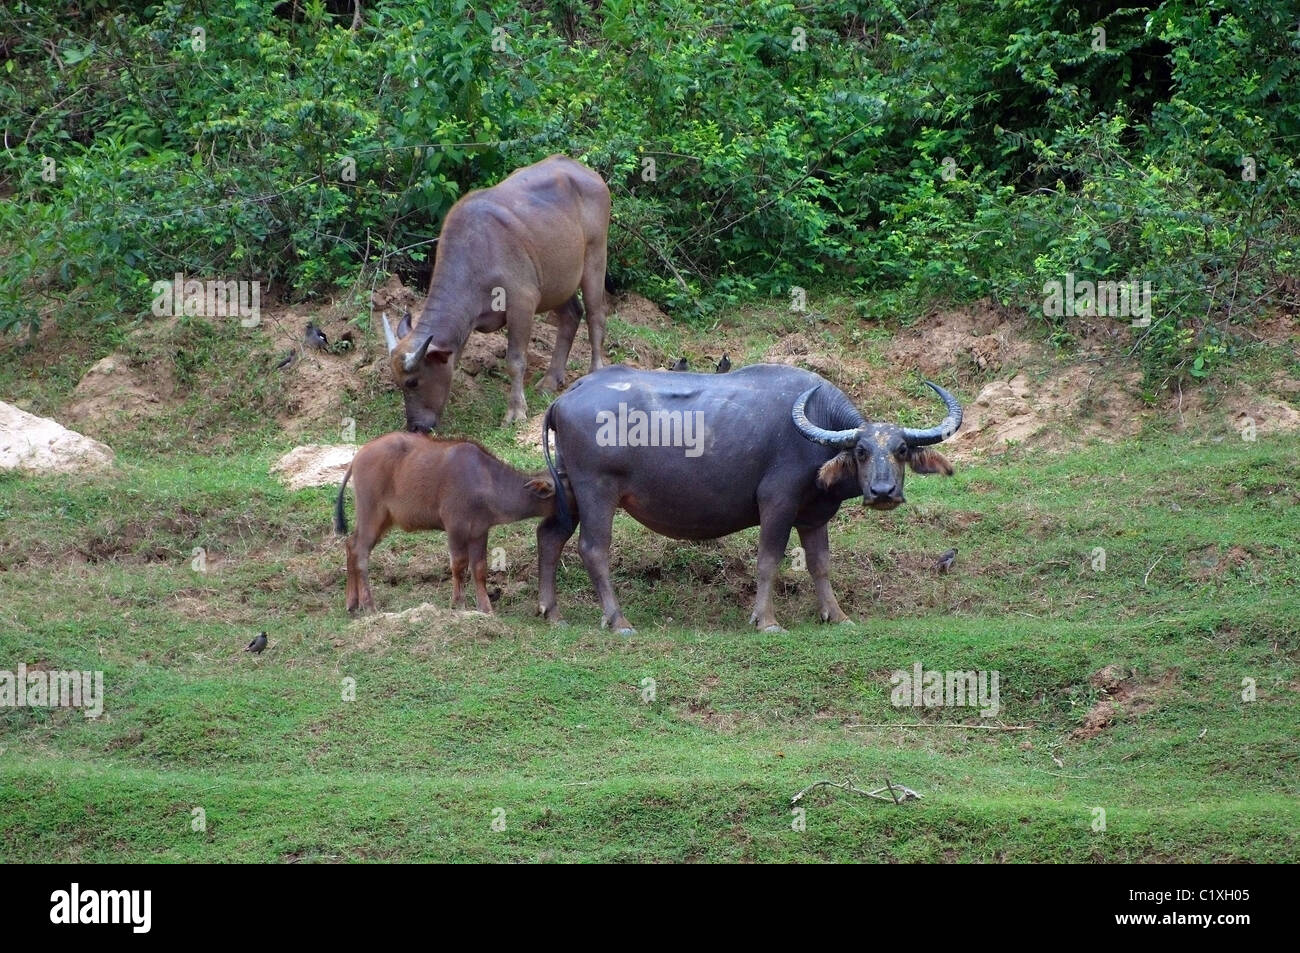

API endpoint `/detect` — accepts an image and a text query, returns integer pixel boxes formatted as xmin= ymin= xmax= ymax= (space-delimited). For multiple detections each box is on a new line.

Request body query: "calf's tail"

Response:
xmin=542 ymin=402 xmax=571 ymax=528
xmin=333 ymin=463 xmax=354 ymax=535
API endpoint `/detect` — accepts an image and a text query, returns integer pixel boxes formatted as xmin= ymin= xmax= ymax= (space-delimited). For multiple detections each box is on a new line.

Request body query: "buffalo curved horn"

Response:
xmin=382 ymin=312 xmax=398 ymax=355
xmin=402 ymin=334 xmax=435 ymax=373
xmin=792 ymin=386 xmax=861 ymax=448
xmin=901 ymin=380 xmax=963 ymax=447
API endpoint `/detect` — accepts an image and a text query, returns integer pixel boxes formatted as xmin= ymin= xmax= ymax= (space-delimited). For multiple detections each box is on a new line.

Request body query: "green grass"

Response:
xmin=2 ymin=430 xmax=1297 ymax=862
xmin=2 ymin=305 xmax=1298 ymax=862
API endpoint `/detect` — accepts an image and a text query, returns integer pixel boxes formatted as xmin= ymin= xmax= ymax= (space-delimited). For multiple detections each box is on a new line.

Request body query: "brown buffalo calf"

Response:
xmin=334 ymin=432 xmax=559 ymax=613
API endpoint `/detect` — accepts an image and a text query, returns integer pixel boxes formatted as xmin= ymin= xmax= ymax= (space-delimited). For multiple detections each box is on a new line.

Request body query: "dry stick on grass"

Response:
xmin=1143 ymin=553 xmax=1164 ymax=587
xmin=790 ymin=776 xmax=923 ymax=806
xmin=846 ymin=722 xmax=1032 ymax=731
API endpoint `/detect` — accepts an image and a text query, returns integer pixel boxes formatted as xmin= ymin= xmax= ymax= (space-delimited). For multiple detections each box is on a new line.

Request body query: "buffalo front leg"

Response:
xmin=541 ymin=296 xmax=582 ymax=393
xmin=574 ymin=489 xmax=634 ymax=634
xmin=503 ymin=296 xmax=540 ymax=426
xmin=749 ymin=509 xmax=795 ymax=632
xmin=537 ymin=510 xmax=577 ymax=622
xmin=798 ymin=523 xmax=850 ymax=623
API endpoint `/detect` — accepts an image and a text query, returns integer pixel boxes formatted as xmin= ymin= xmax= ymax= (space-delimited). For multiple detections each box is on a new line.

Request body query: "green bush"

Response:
xmin=2 ymin=0 xmax=1296 ymax=383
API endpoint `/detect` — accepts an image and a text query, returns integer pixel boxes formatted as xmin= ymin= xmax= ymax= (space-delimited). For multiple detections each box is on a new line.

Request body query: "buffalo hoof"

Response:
xmin=761 ymin=624 xmax=786 ymax=633
xmin=615 ymin=626 xmax=637 ymax=636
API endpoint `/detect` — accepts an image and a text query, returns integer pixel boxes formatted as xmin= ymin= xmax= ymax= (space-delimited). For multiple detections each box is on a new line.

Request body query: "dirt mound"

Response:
xmin=64 ymin=351 xmax=177 ymax=430
xmin=259 ymin=306 xmax=377 ymax=438
xmin=1073 ymin=668 xmax=1177 ymax=739
xmin=271 ymin=444 xmax=359 ymax=491
xmin=1175 ymin=385 xmax=1300 ymax=437
xmin=944 ymin=366 xmax=1146 ymax=457
xmin=615 ymin=292 xmax=670 ymax=329
xmin=885 ymin=303 xmax=1037 ymax=378
xmin=0 ymin=401 xmax=114 ymax=474
xmin=342 ymin=601 xmax=511 ymax=655
xmin=370 ymin=273 xmax=425 ymax=317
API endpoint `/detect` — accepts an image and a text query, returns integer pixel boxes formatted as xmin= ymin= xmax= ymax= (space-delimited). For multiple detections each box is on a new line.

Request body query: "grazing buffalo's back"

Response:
xmin=384 ymin=155 xmax=610 ymax=432
xmin=538 ymin=363 xmax=963 ymax=633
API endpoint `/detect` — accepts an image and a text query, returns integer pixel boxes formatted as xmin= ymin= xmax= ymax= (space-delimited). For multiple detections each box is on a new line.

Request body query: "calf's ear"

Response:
xmin=908 ymin=448 xmax=953 ymax=475
xmin=525 ymin=477 xmax=556 ymax=499
xmin=816 ymin=451 xmax=855 ymax=489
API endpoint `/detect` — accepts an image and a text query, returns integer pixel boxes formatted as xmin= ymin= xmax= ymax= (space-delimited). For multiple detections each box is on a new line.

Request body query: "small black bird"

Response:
xmin=715 ymin=354 xmax=732 ymax=373
xmin=934 ymin=548 xmax=958 ymax=574
xmin=304 ymin=322 xmax=329 ymax=351
xmin=275 ymin=350 xmax=295 ymax=370
xmin=244 ymin=632 xmax=268 ymax=654
xmin=671 ymin=357 xmax=689 ymax=371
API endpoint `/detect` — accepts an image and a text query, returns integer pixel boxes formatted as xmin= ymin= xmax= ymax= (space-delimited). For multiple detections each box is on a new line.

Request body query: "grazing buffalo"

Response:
xmin=334 ymin=432 xmax=563 ymax=613
xmin=383 ymin=155 xmax=611 ymax=432
xmin=538 ymin=364 xmax=962 ymax=633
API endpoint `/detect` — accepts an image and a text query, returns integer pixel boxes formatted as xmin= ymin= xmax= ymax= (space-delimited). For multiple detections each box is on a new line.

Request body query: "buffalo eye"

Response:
xmin=404 ymin=378 xmax=418 ymax=390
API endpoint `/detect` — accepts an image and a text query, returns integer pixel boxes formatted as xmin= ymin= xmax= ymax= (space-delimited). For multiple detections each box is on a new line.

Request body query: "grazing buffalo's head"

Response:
xmin=383 ymin=311 xmax=456 ymax=433
xmin=793 ymin=381 xmax=962 ymax=510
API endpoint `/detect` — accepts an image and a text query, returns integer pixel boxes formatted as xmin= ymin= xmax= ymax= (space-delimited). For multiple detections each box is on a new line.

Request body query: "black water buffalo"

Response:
xmin=538 ymin=363 xmax=962 ymax=633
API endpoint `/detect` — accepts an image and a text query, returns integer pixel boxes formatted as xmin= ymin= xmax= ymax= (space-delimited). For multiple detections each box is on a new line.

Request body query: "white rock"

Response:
xmin=270 ymin=443 xmax=358 ymax=490
xmin=0 ymin=401 xmax=115 ymax=474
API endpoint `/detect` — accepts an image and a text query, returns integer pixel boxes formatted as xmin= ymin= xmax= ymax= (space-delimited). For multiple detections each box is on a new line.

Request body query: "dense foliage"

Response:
xmin=3 ymin=0 xmax=1297 ymax=381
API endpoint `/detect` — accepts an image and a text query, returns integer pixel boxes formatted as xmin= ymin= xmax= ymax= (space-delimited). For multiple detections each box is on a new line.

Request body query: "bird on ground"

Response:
xmin=715 ymin=354 xmax=732 ymax=373
xmin=275 ymin=350 xmax=295 ymax=370
xmin=244 ymin=632 xmax=268 ymax=654
xmin=671 ymin=357 xmax=689 ymax=371
xmin=934 ymin=548 xmax=958 ymax=574
xmin=304 ymin=322 xmax=329 ymax=351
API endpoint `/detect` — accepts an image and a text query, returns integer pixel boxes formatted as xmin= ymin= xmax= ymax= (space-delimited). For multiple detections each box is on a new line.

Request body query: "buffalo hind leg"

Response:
xmin=575 ymin=490 xmax=633 ymax=634
xmin=345 ymin=537 xmax=360 ymax=612
xmin=448 ymin=533 xmax=470 ymax=609
xmin=538 ymin=510 xmax=577 ymax=622
xmin=580 ymin=244 xmax=609 ymax=372
xmin=348 ymin=515 xmax=388 ymax=613
xmin=468 ymin=533 xmax=493 ymax=614
xmin=541 ymin=296 xmax=582 ymax=393
xmin=798 ymin=523 xmax=850 ymax=624
xmin=750 ymin=508 xmax=796 ymax=632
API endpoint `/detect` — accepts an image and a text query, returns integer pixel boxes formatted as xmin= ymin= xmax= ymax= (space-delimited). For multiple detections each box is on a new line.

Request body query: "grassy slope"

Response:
xmin=1 ymin=306 xmax=1298 ymax=862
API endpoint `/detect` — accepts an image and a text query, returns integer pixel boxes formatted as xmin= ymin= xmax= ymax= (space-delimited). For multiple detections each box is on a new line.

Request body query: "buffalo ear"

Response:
xmin=525 ymin=477 xmax=555 ymax=499
xmin=816 ymin=451 xmax=855 ymax=489
xmin=396 ymin=310 xmax=413 ymax=338
xmin=908 ymin=448 xmax=953 ymax=475
xmin=425 ymin=346 xmax=454 ymax=366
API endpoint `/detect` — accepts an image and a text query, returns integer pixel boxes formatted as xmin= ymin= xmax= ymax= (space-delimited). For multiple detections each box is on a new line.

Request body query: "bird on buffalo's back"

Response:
xmin=671 ymin=357 xmax=689 ymax=371
xmin=716 ymin=354 xmax=732 ymax=373
xmin=304 ymin=322 xmax=329 ymax=351
xmin=245 ymin=632 xmax=268 ymax=654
